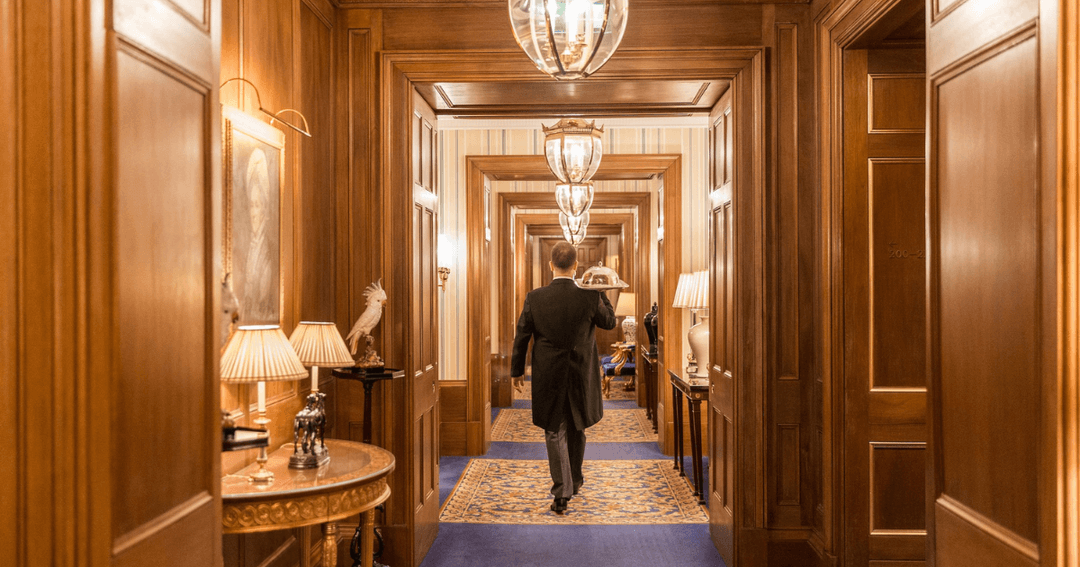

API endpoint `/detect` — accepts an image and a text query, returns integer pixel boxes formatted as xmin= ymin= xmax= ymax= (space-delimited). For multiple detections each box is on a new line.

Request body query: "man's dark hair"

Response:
xmin=550 ymin=241 xmax=577 ymax=271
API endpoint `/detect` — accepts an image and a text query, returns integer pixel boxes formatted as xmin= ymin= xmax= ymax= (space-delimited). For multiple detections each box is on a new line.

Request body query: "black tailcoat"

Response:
xmin=510 ymin=278 xmax=617 ymax=431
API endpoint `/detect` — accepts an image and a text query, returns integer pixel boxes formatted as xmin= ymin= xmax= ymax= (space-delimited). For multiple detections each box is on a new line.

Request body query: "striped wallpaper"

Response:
xmin=438 ymin=124 xmax=711 ymax=381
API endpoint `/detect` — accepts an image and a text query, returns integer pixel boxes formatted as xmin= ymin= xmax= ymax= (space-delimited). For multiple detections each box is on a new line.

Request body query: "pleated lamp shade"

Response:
xmin=672 ymin=273 xmax=695 ymax=309
xmin=288 ymin=321 xmax=355 ymax=368
xmin=688 ymin=271 xmax=709 ymax=310
xmin=220 ymin=325 xmax=308 ymax=384
xmin=615 ymin=292 xmax=636 ymax=317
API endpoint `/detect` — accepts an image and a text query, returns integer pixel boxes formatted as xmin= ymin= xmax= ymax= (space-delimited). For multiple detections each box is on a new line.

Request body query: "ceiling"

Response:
xmin=414 ymin=79 xmax=730 ymax=119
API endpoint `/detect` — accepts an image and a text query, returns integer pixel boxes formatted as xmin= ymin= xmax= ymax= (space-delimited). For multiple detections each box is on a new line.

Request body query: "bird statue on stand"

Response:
xmin=346 ymin=279 xmax=387 ymax=368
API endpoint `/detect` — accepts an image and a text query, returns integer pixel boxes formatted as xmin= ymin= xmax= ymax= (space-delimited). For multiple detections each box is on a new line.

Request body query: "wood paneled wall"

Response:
xmin=762 ymin=4 xmax=820 ymax=542
xmin=9 ymin=1 xmax=1078 ymax=566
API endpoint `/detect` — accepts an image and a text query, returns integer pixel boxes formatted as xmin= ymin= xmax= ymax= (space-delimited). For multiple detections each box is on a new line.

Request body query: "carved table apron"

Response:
xmin=222 ymin=439 xmax=395 ymax=567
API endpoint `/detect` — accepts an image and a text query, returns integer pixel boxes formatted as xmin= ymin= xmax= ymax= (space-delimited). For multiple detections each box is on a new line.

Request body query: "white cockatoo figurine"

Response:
xmin=346 ymin=279 xmax=387 ymax=354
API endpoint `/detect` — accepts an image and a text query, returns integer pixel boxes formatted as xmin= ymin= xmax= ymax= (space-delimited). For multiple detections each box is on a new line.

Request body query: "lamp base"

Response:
xmin=249 ymin=414 xmax=274 ymax=483
xmin=621 ymin=315 xmax=637 ymax=344
xmin=687 ymin=311 xmax=710 ymax=379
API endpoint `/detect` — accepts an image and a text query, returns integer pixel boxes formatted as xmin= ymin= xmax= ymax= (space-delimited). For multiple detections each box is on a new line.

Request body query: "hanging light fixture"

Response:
xmin=543 ymin=119 xmax=604 ymax=183
xmin=563 ymin=227 xmax=587 ymax=245
xmin=508 ymin=0 xmax=629 ymax=81
xmin=555 ymin=182 xmax=595 ymax=217
xmin=559 ymin=211 xmax=590 ymax=236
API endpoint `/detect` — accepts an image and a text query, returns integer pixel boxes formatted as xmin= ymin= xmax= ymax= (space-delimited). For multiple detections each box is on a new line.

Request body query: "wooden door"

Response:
xmin=112 ymin=0 xmax=224 ymax=566
xmin=575 ymin=238 xmax=606 ymax=276
xmin=709 ymin=88 xmax=736 ymax=565
xmin=926 ymin=0 xmax=1058 ymax=562
xmin=843 ymin=47 xmax=927 ymax=566
xmin=411 ymin=89 xmax=440 ymax=561
xmin=7 ymin=0 xmax=223 ymax=564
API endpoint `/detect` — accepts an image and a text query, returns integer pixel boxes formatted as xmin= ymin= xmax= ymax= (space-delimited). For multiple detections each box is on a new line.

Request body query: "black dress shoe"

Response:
xmin=550 ymin=497 xmax=568 ymax=514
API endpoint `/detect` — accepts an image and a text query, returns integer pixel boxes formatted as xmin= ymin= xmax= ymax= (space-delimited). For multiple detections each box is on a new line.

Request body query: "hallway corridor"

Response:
xmin=420 ymin=380 xmax=725 ymax=567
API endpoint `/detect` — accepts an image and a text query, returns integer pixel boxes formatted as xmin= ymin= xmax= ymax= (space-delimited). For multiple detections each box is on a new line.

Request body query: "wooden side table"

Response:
xmin=222 ymin=439 xmax=395 ymax=567
xmin=332 ymin=367 xmax=405 ymax=444
xmin=669 ymin=369 xmax=708 ymax=505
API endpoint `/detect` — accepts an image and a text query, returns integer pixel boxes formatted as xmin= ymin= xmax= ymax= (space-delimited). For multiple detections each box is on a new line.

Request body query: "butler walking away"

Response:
xmin=510 ymin=241 xmax=617 ymax=515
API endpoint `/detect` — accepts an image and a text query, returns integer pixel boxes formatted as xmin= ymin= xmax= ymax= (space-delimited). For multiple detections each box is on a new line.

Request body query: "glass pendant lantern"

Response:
xmin=508 ymin=0 xmax=629 ymax=81
xmin=544 ymin=119 xmax=604 ymax=183
xmin=559 ymin=211 xmax=590 ymax=236
xmin=555 ymin=182 xmax=595 ymax=217
xmin=563 ymin=227 xmax=587 ymax=245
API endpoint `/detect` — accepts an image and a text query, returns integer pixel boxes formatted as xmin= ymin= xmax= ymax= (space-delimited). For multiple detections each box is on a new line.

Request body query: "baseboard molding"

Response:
xmin=807 ymin=529 xmax=836 ymax=567
xmin=759 ymin=527 xmax=834 ymax=567
xmin=439 ymin=422 xmax=468 ymax=455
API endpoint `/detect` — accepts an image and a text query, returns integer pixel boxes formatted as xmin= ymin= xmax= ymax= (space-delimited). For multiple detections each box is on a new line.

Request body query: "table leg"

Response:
xmin=322 ymin=522 xmax=338 ymax=567
xmin=362 ymin=382 xmax=376 ymax=445
xmin=672 ymin=383 xmax=684 ymax=476
xmin=689 ymin=398 xmax=705 ymax=504
xmin=360 ymin=509 xmax=375 ymax=567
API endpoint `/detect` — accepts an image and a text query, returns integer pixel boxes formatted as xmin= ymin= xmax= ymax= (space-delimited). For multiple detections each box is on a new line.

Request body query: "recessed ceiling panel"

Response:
xmin=414 ymin=79 xmax=729 ymax=118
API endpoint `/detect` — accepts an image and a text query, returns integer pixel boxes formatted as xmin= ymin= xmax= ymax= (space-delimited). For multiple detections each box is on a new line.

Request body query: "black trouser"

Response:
xmin=544 ymin=409 xmax=586 ymax=499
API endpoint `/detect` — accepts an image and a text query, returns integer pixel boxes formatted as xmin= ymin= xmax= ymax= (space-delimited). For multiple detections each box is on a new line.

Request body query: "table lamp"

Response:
xmin=673 ymin=272 xmax=710 ymax=378
xmin=287 ymin=321 xmax=355 ymax=469
xmin=686 ymin=271 xmax=710 ymax=379
xmin=221 ymin=325 xmax=308 ymax=483
xmin=614 ymin=291 xmax=637 ymax=343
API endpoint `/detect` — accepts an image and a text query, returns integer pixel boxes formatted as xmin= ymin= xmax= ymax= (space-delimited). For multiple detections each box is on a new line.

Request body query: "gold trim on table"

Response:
xmin=221 ymin=439 xmax=395 ymax=567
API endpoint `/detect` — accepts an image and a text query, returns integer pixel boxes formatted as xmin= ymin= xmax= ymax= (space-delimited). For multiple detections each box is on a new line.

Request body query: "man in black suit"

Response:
xmin=511 ymin=241 xmax=617 ymax=515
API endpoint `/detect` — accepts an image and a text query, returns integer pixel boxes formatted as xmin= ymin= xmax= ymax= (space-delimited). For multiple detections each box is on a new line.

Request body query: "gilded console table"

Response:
xmin=222 ymin=439 xmax=395 ymax=567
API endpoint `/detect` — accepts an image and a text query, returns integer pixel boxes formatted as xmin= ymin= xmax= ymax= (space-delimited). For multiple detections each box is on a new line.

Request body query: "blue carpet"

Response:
xmin=419 ymin=524 xmax=725 ymax=567
xmin=429 ymin=386 xmax=722 ymax=566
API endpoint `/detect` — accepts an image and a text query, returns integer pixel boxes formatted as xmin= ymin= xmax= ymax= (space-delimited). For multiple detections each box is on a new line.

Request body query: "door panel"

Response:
xmin=928 ymin=16 xmax=1050 ymax=563
xmin=843 ymin=47 xmax=927 ymax=566
xmin=111 ymin=0 xmax=221 ymax=564
xmin=411 ymin=90 xmax=440 ymax=561
xmin=709 ymin=89 xmax=735 ymax=565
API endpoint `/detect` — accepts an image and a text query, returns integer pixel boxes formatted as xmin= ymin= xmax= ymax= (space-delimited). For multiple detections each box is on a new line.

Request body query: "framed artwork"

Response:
xmin=223 ymin=105 xmax=285 ymax=330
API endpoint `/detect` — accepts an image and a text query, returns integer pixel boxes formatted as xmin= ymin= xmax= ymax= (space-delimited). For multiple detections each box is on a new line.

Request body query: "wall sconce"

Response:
xmin=220 ymin=78 xmax=312 ymax=138
xmin=438 ymin=234 xmax=454 ymax=290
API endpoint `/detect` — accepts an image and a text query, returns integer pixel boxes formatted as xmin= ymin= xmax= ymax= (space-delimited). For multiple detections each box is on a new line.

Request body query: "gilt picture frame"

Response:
xmin=222 ymin=105 xmax=286 ymax=331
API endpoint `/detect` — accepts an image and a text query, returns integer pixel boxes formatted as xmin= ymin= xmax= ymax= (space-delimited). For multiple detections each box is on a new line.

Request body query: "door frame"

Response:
xmin=816 ymin=0 xmax=925 ymax=561
xmin=380 ymin=47 xmax=767 ymax=564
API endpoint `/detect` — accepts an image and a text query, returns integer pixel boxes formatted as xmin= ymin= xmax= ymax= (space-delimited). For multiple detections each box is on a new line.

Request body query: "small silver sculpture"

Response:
xmin=346 ymin=279 xmax=387 ymax=368
xmin=289 ymin=392 xmax=328 ymax=468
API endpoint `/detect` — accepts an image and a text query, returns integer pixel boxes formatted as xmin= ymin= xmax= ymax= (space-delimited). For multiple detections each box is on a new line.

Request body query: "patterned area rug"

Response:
xmin=492 ymin=409 xmax=657 ymax=443
xmin=514 ymin=379 xmax=637 ymax=401
xmin=604 ymin=378 xmax=638 ymax=401
xmin=440 ymin=459 xmax=707 ymax=525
